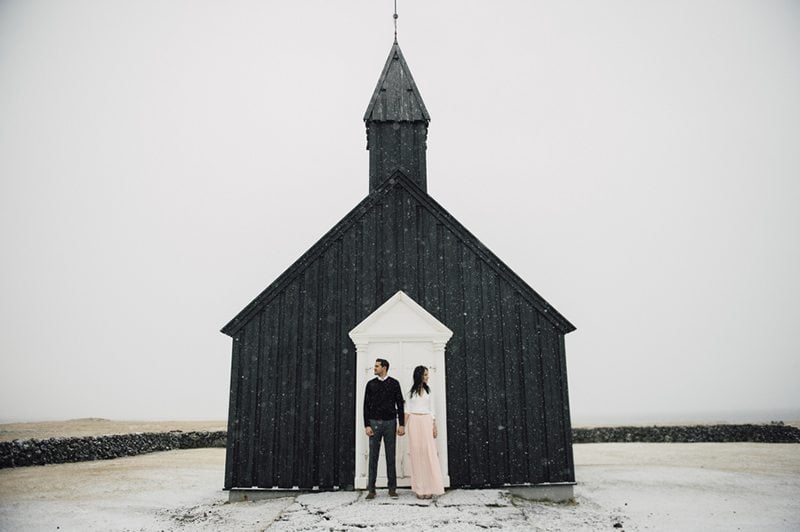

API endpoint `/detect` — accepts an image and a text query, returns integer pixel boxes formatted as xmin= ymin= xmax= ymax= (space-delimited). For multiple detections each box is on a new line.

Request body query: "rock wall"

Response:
xmin=2 ymin=424 xmax=798 ymax=469
xmin=572 ymin=424 xmax=800 ymax=443
xmin=0 ymin=430 xmax=226 ymax=469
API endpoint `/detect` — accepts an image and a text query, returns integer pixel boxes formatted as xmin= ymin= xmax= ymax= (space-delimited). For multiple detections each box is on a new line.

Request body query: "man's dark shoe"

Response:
xmin=365 ymin=491 xmax=376 ymax=500
xmin=388 ymin=489 xmax=398 ymax=499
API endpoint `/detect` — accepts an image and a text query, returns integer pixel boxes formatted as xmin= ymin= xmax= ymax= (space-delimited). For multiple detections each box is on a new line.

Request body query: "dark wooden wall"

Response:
xmin=367 ymin=121 xmax=428 ymax=193
xmin=224 ymin=179 xmax=574 ymax=490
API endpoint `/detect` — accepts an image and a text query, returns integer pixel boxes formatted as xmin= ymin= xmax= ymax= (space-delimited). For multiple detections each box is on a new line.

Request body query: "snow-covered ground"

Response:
xmin=1 ymin=443 xmax=798 ymax=531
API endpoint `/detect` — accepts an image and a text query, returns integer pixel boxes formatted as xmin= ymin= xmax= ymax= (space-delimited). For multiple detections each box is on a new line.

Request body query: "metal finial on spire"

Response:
xmin=393 ymin=0 xmax=398 ymax=43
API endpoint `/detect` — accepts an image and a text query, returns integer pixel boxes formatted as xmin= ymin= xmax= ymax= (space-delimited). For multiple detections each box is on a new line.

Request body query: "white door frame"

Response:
xmin=350 ymin=291 xmax=453 ymax=490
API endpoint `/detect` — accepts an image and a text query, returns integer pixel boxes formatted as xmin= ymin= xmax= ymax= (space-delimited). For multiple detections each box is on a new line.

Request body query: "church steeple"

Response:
xmin=364 ymin=42 xmax=430 ymax=193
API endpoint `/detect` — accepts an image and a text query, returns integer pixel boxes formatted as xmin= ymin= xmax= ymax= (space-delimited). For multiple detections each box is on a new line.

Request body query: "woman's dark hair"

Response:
xmin=409 ymin=365 xmax=430 ymax=397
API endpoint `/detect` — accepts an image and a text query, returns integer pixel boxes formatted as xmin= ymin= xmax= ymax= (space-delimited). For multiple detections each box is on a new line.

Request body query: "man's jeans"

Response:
xmin=367 ymin=419 xmax=397 ymax=491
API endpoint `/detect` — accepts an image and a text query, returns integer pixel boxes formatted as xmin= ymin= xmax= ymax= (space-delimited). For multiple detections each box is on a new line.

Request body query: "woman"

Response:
xmin=405 ymin=365 xmax=445 ymax=499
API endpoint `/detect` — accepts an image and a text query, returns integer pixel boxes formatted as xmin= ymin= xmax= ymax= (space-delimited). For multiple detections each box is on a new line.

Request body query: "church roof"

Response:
xmin=221 ymin=172 xmax=575 ymax=337
xmin=363 ymin=42 xmax=430 ymax=123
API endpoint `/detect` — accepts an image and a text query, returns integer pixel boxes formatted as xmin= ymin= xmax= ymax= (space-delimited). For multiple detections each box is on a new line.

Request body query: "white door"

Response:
xmin=350 ymin=291 xmax=452 ymax=490
xmin=359 ymin=340 xmax=439 ymax=487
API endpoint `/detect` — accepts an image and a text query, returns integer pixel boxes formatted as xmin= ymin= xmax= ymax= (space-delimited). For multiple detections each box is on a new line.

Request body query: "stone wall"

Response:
xmin=2 ymin=424 xmax=798 ymax=469
xmin=0 ymin=430 xmax=226 ymax=469
xmin=572 ymin=423 xmax=800 ymax=443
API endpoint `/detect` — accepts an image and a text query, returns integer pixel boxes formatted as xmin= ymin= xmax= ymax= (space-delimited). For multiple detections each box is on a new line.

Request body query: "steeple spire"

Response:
xmin=364 ymin=42 xmax=430 ymax=193
xmin=393 ymin=0 xmax=398 ymax=44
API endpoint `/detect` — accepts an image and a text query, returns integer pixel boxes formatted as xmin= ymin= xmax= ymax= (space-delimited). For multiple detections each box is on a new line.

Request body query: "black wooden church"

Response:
xmin=221 ymin=41 xmax=576 ymax=493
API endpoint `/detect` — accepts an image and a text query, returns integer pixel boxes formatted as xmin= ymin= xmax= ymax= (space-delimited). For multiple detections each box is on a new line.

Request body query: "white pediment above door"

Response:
xmin=349 ymin=291 xmax=453 ymax=344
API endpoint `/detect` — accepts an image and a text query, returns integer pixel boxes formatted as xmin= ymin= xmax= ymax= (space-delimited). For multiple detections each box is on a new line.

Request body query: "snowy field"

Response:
xmin=1 ymin=443 xmax=798 ymax=531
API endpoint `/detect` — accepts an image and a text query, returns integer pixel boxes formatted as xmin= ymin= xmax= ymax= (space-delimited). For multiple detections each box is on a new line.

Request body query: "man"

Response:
xmin=363 ymin=357 xmax=405 ymax=499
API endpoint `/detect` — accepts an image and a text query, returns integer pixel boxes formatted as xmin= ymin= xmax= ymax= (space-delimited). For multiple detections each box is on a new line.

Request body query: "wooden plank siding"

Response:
xmin=441 ymin=226 xmax=469 ymax=486
xmin=339 ymin=229 xmax=358 ymax=488
xmin=239 ymin=316 xmax=260 ymax=487
xmin=317 ymin=243 xmax=339 ymax=488
xmin=298 ymin=264 xmax=319 ymax=488
xmin=501 ymin=285 xmax=526 ymax=484
xmin=223 ymin=174 xmax=575 ymax=489
xmin=223 ymin=335 xmax=241 ymax=490
xmin=520 ymin=302 xmax=547 ymax=482
xmin=482 ymin=266 xmax=506 ymax=486
xmin=462 ymin=250 xmax=489 ymax=486
xmin=276 ymin=283 xmax=299 ymax=488
xmin=256 ymin=306 xmax=280 ymax=487
xmin=541 ymin=318 xmax=571 ymax=483
xmin=558 ymin=334 xmax=576 ymax=483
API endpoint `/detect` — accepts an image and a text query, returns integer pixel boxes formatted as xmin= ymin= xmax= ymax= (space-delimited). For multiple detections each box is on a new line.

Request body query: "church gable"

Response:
xmin=222 ymin=172 xmax=574 ymax=339
xmin=224 ymin=173 xmax=576 ymax=489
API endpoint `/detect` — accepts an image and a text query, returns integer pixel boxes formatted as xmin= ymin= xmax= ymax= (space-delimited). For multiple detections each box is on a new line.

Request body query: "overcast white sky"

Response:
xmin=1 ymin=1 xmax=798 ymax=425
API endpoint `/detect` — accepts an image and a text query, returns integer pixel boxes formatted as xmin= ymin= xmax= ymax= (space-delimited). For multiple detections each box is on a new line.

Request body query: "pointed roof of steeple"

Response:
xmin=364 ymin=42 xmax=430 ymax=123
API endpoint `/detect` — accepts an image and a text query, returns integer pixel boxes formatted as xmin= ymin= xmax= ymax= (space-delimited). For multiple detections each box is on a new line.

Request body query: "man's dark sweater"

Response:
xmin=363 ymin=376 xmax=405 ymax=427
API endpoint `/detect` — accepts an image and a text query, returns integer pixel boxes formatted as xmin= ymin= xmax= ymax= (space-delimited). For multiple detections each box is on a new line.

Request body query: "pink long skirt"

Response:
xmin=406 ymin=413 xmax=444 ymax=496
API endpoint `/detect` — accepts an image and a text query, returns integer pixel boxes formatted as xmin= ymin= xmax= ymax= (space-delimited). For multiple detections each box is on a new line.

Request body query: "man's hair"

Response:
xmin=376 ymin=358 xmax=390 ymax=370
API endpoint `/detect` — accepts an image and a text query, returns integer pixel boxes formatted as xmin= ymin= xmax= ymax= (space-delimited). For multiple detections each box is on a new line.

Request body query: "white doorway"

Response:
xmin=350 ymin=291 xmax=452 ymax=489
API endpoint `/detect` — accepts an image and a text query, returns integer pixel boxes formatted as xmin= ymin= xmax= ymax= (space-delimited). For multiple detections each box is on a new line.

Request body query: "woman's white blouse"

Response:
xmin=407 ymin=390 xmax=435 ymax=418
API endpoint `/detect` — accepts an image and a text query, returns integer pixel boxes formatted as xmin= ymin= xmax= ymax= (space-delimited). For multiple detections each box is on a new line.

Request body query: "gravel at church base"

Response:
xmin=269 ymin=490 xmax=617 ymax=531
